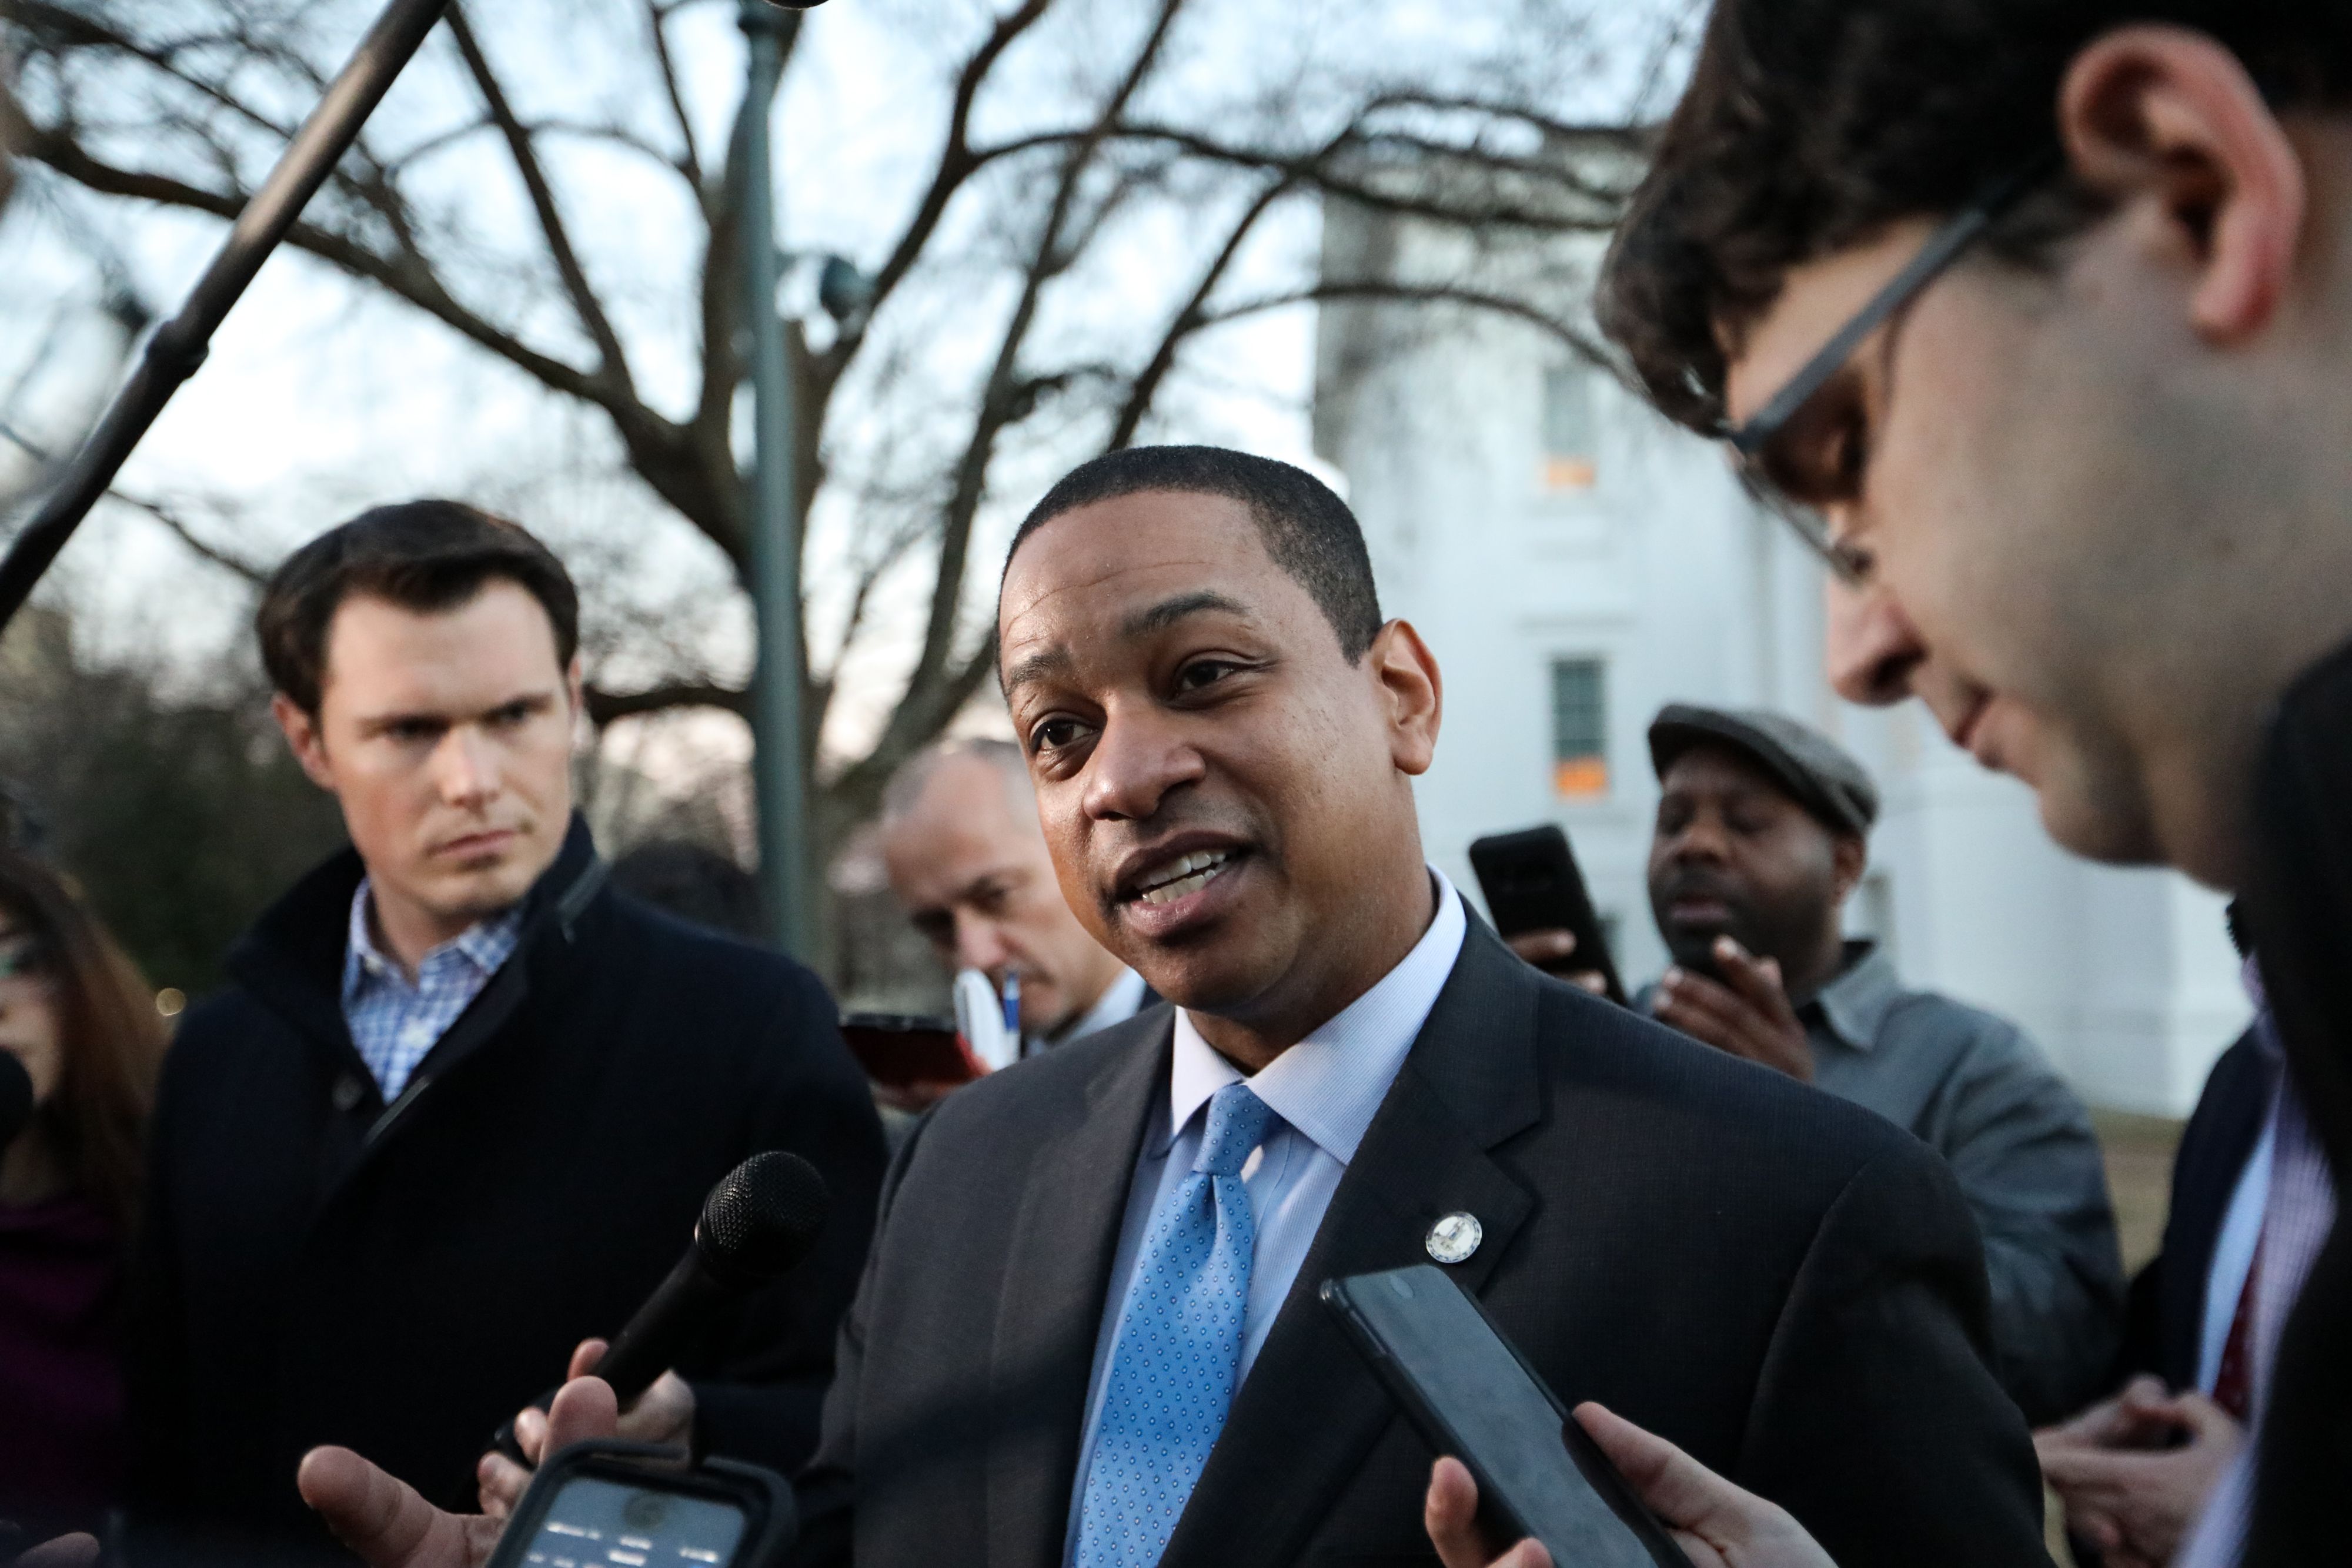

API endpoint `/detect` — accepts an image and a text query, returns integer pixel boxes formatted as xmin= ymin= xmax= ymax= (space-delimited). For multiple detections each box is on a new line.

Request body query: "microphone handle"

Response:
xmin=485 ymin=1245 xmax=727 ymax=1466
xmin=592 ymin=1246 xmax=729 ymax=1402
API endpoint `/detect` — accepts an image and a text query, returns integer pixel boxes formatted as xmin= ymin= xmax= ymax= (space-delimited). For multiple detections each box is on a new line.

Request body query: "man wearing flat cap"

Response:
xmin=1519 ymin=702 xmax=2123 ymax=1423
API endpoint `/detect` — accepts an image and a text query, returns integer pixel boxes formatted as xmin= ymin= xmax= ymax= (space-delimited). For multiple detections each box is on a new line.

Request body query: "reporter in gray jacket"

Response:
xmin=1516 ymin=703 xmax=2124 ymax=1424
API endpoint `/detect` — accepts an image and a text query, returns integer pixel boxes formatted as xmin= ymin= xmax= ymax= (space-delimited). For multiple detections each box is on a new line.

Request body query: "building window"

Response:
xmin=1541 ymin=366 xmax=1598 ymax=490
xmin=1549 ymin=657 xmax=1608 ymax=798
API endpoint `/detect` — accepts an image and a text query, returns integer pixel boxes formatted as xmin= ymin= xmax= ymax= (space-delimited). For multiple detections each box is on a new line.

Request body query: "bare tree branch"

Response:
xmin=585 ymin=679 xmax=750 ymax=726
xmin=1107 ymin=172 xmax=1294 ymax=449
xmin=813 ymin=0 xmax=1054 ymax=389
xmin=1200 ymin=278 xmax=1614 ymax=367
xmin=108 ymin=492 xmax=269 ymax=582
xmin=883 ymin=0 xmax=1190 ymax=773
xmin=18 ymin=128 xmax=606 ymax=394
xmin=642 ymin=0 xmax=703 ymax=189
xmin=445 ymin=4 xmax=636 ymax=396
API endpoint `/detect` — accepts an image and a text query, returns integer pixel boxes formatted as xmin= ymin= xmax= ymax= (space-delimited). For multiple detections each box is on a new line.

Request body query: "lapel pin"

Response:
xmin=1425 ymin=1211 xmax=1482 ymax=1265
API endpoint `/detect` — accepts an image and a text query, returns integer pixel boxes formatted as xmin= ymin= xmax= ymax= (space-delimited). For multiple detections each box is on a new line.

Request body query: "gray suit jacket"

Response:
xmin=794 ymin=914 xmax=2046 ymax=1568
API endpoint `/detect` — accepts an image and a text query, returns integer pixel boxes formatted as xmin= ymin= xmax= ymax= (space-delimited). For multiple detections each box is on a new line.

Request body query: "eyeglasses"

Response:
xmin=1720 ymin=149 xmax=2061 ymax=586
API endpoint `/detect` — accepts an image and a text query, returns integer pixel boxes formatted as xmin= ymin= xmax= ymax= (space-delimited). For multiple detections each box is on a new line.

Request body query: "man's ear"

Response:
xmin=2057 ymin=24 xmax=2305 ymax=344
xmin=1830 ymin=833 xmax=1868 ymax=905
xmin=566 ymin=654 xmax=587 ymax=734
xmin=1367 ymin=618 xmax=1443 ymax=777
xmin=272 ymin=693 xmax=338 ymax=791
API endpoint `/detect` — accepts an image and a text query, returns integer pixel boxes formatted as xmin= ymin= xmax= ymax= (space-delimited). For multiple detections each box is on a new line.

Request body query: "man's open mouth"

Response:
xmin=1128 ymin=848 xmax=1240 ymax=907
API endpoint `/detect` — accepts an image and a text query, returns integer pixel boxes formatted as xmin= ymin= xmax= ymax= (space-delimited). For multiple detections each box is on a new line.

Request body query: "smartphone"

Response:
xmin=838 ymin=1012 xmax=987 ymax=1092
xmin=1320 ymin=1266 xmax=1692 ymax=1568
xmin=489 ymin=1442 xmax=794 ymax=1568
xmin=1468 ymin=825 xmax=1627 ymax=1004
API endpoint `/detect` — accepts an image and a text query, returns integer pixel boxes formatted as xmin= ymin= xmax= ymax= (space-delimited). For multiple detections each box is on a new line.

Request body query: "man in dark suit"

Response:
xmin=305 ymin=449 xmax=2044 ymax=1568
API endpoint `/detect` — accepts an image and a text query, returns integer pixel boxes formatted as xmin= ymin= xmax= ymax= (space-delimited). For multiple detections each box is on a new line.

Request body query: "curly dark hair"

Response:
xmin=1598 ymin=2 xmax=2352 ymax=433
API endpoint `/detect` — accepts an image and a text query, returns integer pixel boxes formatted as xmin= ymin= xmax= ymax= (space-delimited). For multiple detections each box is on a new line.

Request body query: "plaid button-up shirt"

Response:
xmin=340 ymin=878 xmax=524 ymax=1102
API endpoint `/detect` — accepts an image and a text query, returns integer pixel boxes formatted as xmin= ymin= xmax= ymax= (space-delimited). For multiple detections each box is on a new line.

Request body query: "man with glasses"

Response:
xmin=1426 ymin=4 xmax=2352 ymax=1566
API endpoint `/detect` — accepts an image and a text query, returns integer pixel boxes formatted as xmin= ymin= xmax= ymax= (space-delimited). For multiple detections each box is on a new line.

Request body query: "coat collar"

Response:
xmin=226 ymin=813 xmax=604 ymax=1042
xmin=1810 ymin=940 xmax=1900 ymax=1053
xmin=222 ymin=815 xmax=607 ymax=1218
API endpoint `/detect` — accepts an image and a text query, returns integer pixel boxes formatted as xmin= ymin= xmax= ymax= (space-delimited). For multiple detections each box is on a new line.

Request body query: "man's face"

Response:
xmin=997 ymin=491 xmax=1438 ymax=1034
xmin=1726 ymin=115 xmax=2352 ymax=891
xmin=1646 ymin=744 xmax=1851 ymax=978
xmin=276 ymin=581 xmax=578 ymax=942
xmin=878 ymin=752 xmax=1124 ymax=1036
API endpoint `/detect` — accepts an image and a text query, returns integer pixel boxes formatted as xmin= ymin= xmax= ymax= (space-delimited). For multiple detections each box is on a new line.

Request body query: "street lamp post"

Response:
xmin=739 ymin=0 xmax=812 ymax=954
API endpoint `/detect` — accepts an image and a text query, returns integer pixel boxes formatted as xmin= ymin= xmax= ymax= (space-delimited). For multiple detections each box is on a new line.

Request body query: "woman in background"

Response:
xmin=0 ymin=850 xmax=168 ymax=1541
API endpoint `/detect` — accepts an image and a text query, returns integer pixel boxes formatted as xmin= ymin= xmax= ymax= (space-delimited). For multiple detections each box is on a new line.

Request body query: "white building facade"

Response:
xmin=1312 ymin=158 xmax=2245 ymax=1114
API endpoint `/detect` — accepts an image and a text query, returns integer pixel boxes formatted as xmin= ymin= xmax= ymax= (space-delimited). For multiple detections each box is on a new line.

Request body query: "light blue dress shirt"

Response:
xmin=2197 ymin=1103 xmax=2274 ymax=1395
xmin=340 ymin=878 xmax=523 ymax=1102
xmin=1063 ymin=868 xmax=1468 ymax=1561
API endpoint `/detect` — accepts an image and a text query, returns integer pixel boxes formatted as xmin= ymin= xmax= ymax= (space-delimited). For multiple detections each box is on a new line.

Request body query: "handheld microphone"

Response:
xmin=0 ymin=1052 xmax=33 ymax=1155
xmin=492 ymin=1150 xmax=831 ymax=1463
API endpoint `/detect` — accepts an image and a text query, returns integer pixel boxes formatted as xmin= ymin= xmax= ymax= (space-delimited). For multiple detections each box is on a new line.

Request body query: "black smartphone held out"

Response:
xmin=1321 ymin=1266 xmax=1693 ymax=1568
xmin=487 ymin=1442 xmax=796 ymax=1568
xmin=1468 ymin=824 xmax=1628 ymax=1005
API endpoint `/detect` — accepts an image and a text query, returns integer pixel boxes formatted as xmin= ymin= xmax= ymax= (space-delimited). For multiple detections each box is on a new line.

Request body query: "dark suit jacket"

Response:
xmin=2115 ymin=1030 xmax=2271 ymax=1392
xmin=2243 ymin=636 xmax=2352 ymax=1564
xmin=794 ymin=912 xmax=2045 ymax=1568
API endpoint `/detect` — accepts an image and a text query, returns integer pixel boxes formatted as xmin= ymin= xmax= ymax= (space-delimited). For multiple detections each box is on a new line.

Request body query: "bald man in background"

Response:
xmin=879 ymin=740 xmax=1152 ymax=1052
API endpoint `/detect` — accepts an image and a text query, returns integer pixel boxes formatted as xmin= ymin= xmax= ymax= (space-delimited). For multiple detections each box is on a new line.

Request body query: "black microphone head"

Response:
xmin=0 ymin=1051 xmax=31 ymax=1155
xmin=694 ymin=1151 xmax=830 ymax=1287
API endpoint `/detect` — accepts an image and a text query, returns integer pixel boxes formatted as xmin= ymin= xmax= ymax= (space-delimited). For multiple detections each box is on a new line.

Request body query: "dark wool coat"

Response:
xmin=125 ymin=817 xmax=885 ymax=1562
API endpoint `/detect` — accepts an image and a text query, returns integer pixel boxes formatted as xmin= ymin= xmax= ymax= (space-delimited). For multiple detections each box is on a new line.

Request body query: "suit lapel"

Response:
xmin=986 ymin=1012 xmax=1173 ymax=1568
xmin=1164 ymin=920 xmax=1546 ymax=1568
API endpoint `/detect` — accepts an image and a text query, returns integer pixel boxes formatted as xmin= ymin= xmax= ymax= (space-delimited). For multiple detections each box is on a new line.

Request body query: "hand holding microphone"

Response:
xmin=477 ymin=1151 xmax=831 ymax=1517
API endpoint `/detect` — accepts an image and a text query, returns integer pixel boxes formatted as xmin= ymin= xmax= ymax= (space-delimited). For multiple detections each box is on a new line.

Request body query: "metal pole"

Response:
xmin=739 ymin=0 xmax=810 ymax=955
xmin=0 ymin=0 xmax=453 ymax=634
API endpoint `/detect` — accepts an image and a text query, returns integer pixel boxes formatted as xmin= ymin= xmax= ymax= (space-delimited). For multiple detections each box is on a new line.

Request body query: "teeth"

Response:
xmin=1135 ymin=849 xmax=1233 ymax=905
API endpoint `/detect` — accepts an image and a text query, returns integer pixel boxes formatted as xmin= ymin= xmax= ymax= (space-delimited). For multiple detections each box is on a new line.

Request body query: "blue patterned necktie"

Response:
xmin=1074 ymin=1081 xmax=1277 ymax=1568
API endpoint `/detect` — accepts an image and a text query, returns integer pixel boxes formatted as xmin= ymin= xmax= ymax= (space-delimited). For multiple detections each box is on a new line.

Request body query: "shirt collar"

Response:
xmin=1810 ymin=940 xmax=1901 ymax=1052
xmin=1163 ymin=867 xmax=1469 ymax=1165
xmin=342 ymin=877 xmax=524 ymax=1001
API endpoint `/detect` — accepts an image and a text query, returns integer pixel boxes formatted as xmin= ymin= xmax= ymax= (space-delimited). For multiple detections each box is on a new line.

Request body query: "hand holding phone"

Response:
xmin=1425 ymin=1410 xmax=1838 ymax=1568
xmin=1322 ymin=1266 xmax=1690 ymax=1568
xmin=487 ymin=1442 xmax=794 ymax=1568
xmin=1469 ymin=827 xmax=1627 ymax=1005
xmin=840 ymin=1012 xmax=987 ymax=1110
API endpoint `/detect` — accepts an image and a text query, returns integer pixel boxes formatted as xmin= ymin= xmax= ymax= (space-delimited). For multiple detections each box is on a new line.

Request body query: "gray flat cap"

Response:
xmin=1648 ymin=703 xmax=1879 ymax=837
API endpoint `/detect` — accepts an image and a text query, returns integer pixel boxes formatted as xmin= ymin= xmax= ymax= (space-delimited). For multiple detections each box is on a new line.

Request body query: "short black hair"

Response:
xmin=1599 ymin=3 xmax=2352 ymax=433
xmin=256 ymin=499 xmax=580 ymax=716
xmin=1003 ymin=446 xmax=1384 ymax=661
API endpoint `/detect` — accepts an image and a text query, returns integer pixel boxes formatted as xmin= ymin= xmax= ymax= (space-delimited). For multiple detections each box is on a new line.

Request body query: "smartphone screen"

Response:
xmin=1324 ymin=1267 xmax=1688 ymax=1568
xmin=517 ymin=1476 xmax=747 ymax=1568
